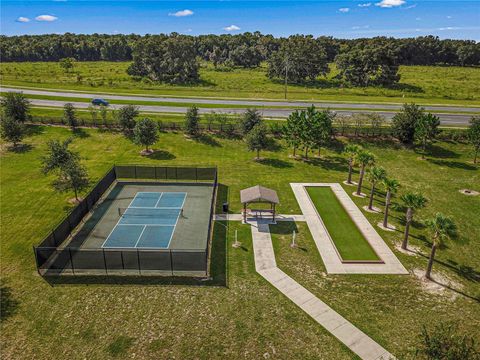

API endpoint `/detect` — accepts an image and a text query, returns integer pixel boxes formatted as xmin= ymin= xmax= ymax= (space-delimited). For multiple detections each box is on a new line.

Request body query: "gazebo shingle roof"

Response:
xmin=240 ymin=185 xmax=279 ymax=204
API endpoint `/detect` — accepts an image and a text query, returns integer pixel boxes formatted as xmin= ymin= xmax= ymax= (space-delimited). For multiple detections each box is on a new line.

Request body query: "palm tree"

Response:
xmin=366 ymin=166 xmax=387 ymax=211
xmin=425 ymin=213 xmax=457 ymax=280
xmin=400 ymin=192 xmax=427 ymax=250
xmin=356 ymin=150 xmax=376 ymax=196
xmin=382 ymin=178 xmax=399 ymax=228
xmin=343 ymin=144 xmax=361 ymax=185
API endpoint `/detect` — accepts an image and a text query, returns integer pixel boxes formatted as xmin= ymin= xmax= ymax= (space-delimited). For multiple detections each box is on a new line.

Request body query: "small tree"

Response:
xmin=185 ymin=105 xmax=200 ymax=138
xmin=59 ymin=57 xmax=75 ymax=73
xmin=99 ymin=105 xmax=108 ymax=126
xmin=416 ymin=322 xmax=479 ymax=359
xmin=425 ymin=213 xmax=457 ymax=279
xmin=312 ymin=109 xmax=334 ymax=157
xmin=415 ymin=113 xmax=441 ymax=158
xmin=41 ymin=138 xmax=79 ymax=174
xmin=366 ymin=113 xmax=385 ymax=138
xmin=467 ymin=116 xmax=480 ymax=164
xmin=355 ymin=150 xmax=376 ymax=196
xmin=52 ymin=159 xmax=89 ymax=201
xmin=392 ymin=103 xmax=424 ymax=144
xmin=366 ymin=166 xmax=387 ymax=211
xmin=117 ymin=105 xmax=139 ymax=133
xmin=381 ymin=178 xmax=400 ymax=228
xmin=400 ymin=192 xmax=427 ymax=250
xmin=245 ymin=123 xmax=268 ymax=160
xmin=63 ymin=103 xmax=77 ymax=130
xmin=241 ymin=108 xmax=262 ymax=135
xmin=343 ymin=144 xmax=362 ymax=185
xmin=0 ymin=116 xmax=25 ymax=148
xmin=0 ymin=92 xmax=30 ymax=123
xmin=133 ymin=118 xmax=159 ymax=153
xmin=88 ymin=105 xmax=98 ymax=125
xmin=283 ymin=110 xmax=303 ymax=157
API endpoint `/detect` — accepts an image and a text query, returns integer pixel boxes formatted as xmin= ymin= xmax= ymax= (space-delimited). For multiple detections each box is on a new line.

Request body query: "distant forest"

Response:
xmin=2 ymin=32 xmax=479 ymax=66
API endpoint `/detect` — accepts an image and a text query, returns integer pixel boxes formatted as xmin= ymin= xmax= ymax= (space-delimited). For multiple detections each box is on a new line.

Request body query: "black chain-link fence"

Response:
xmin=33 ymin=165 xmax=217 ymax=277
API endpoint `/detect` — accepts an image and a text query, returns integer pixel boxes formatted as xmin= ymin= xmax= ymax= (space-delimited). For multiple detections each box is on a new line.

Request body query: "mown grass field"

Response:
xmin=1 ymin=124 xmax=479 ymax=359
xmin=1 ymin=61 xmax=480 ymax=106
xmin=306 ymin=186 xmax=380 ymax=261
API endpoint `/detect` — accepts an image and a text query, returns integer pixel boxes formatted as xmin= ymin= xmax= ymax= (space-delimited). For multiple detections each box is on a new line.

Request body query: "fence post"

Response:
xmin=137 ymin=249 xmax=141 ymax=275
xmin=69 ymin=248 xmax=75 ymax=275
xmin=103 ymin=249 xmax=108 ymax=275
xmin=121 ymin=251 xmax=125 ymax=270
xmin=170 ymin=250 xmax=174 ymax=276
xmin=195 ymin=167 xmax=198 ymax=182
xmin=33 ymin=246 xmax=41 ymax=275
xmin=134 ymin=166 xmax=137 ymax=179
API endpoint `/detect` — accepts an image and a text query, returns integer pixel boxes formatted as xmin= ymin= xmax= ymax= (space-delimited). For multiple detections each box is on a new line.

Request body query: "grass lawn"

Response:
xmin=1 ymin=124 xmax=479 ymax=359
xmin=271 ymin=222 xmax=480 ymax=358
xmin=1 ymin=61 xmax=480 ymax=106
xmin=305 ymin=186 xmax=380 ymax=261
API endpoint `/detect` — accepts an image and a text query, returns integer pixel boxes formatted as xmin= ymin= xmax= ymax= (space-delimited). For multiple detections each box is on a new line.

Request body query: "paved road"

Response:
xmin=2 ymin=86 xmax=479 ymax=113
xmin=26 ymin=98 xmax=472 ymax=126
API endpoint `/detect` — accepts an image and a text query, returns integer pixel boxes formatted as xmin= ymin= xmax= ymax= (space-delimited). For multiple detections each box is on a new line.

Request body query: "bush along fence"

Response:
xmin=27 ymin=115 xmax=468 ymax=140
xmin=33 ymin=165 xmax=218 ymax=278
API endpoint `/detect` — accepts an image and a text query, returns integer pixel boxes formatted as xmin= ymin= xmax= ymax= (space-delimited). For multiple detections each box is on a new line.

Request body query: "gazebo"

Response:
xmin=240 ymin=185 xmax=279 ymax=223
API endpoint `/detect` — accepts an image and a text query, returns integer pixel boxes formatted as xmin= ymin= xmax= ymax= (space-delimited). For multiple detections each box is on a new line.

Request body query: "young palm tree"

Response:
xmin=381 ymin=178 xmax=399 ymax=228
xmin=366 ymin=166 xmax=387 ymax=211
xmin=343 ymin=144 xmax=361 ymax=185
xmin=400 ymin=192 xmax=427 ymax=250
xmin=356 ymin=150 xmax=376 ymax=196
xmin=425 ymin=213 xmax=457 ymax=279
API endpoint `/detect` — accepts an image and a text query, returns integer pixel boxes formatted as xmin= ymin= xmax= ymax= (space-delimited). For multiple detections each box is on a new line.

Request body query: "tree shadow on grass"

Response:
xmin=0 ymin=281 xmax=19 ymax=322
xmin=257 ymin=158 xmax=293 ymax=168
xmin=306 ymin=155 xmax=349 ymax=172
xmin=427 ymin=159 xmax=477 ymax=170
xmin=7 ymin=143 xmax=33 ymax=153
xmin=146 ymin=150 xmax=176 ymax=161
xmin=25 ymin=124 xmax=44 ymax=136
xmin=195 ymin=134 xmax=221 ymax=147
xmin=427 ymin=144 xmax=460 ymax=159
xmin=72 ymin=128 xmax=90 ymax=138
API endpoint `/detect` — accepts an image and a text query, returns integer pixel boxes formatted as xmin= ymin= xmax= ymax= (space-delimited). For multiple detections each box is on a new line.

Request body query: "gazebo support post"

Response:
xmin=273 ymin=203 xmax=276 ymax=222
xmin=243 ymin=202 xmax=247 ymax=223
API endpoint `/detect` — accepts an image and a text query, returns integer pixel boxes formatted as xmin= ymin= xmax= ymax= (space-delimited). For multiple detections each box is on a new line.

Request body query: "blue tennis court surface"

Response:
xmin=102 ymin=192 xmax=186 ymax=249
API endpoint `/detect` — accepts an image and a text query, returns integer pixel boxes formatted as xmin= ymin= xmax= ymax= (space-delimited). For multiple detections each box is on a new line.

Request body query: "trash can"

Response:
xmin=222 ymin=202 xmax=229 ymax=213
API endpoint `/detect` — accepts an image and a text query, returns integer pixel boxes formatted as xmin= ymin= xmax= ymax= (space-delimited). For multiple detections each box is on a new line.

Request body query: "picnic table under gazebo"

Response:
xmin=240 ymin=185 xmax=279 ymax=223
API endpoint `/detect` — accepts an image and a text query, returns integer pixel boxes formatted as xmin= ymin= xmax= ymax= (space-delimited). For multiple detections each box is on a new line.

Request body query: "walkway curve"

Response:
xmin=250 ymin=220 xmax=394 ymax=360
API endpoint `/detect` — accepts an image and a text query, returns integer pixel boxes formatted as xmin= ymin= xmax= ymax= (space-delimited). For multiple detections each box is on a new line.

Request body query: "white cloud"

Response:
xmin=16 ymin=16 xmax=30 ymax=23
xmin=375 ymin=0 xmax=405 ymax=8
xmin=224 ymin=24 xmax=240 ymax=31
xmin=358 ymin=3 xmax=372 ymax=7
xmin=168 ymin=9 xmax=193 ymax=17
xmin=185 ymin=28 xmax=192 ymax=33
xmin=404 ymin=4 xmax=417 ymax=9
xmin=35 ymin=14 xmax=58 ymax=21
xmin=339 ymin=7 xmax=350 ymax=13
xmin=446 ymin=15 xmax=452 ymax=19
xmin=352 ymin=25 xmax=370 ymax=29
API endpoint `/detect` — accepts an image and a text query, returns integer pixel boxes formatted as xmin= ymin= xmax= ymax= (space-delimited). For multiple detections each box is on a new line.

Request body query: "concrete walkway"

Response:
xmin=251 ymin=221 xmax=394 ymax=360
xmin=290 ymin=183 xmax=408 ymax=275
xmin=214 ymin=214 xmax=305 ymax=222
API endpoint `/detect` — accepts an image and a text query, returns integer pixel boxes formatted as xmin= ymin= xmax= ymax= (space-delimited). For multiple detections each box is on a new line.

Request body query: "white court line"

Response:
xmin=102 ymin=192 xmax=187 ymax=249
xmin=133 ymin=225 xmax=147 ymax=248
xmin=101 ymin=192 xmax=140 ymax=248
xmin=164 ymin=193 xmax=187 ymax=249
xmin=154 ymin=192 xmax=164 ymax=208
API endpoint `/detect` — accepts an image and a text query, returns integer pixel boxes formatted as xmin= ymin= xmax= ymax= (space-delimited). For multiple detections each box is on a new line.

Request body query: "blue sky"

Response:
xmin=1 ymin=1 xmax=479 ymax=40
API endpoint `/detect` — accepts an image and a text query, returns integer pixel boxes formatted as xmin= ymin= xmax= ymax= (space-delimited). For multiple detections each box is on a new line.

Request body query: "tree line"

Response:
xmin=2 ymin=33 xmax=478 ymax=67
